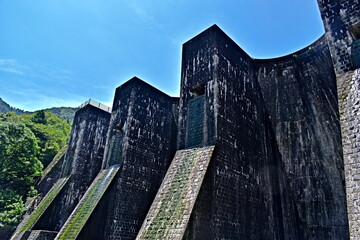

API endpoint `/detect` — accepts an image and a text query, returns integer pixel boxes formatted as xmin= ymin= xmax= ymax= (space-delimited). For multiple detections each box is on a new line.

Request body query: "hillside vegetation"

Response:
xmin=0 ymin=98 xmax=28 ymax=115
xmin=0 ymin=111 xmax=71 ymax=230
xmin=44 ymin=107 xmax=79 ymax=123
xmin=0 ymin=97 xmax=78 ymax=123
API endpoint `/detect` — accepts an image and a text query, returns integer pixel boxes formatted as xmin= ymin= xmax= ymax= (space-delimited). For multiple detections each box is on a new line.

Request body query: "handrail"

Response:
xmin=78 ymin=99 xmax=112 ymax=113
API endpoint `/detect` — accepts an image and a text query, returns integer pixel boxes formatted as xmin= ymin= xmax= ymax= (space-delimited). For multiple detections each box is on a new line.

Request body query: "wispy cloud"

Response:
xmin=6 ymin=88 xmax=86 ymax=111
xmin=0 ymin=58 xmax=88 ymax=111
xmin=123 ymin=0 xmax=155 ymax=23
xmin=0 ymin=59 xmax=29 ymax=75
xmin=0 ymin=58 xmax=75 ymax=84
xmin=132 ymin=4 xmax=151 ymax=20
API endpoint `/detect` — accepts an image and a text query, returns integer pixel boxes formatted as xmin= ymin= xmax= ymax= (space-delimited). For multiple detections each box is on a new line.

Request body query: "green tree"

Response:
xmin=0 ymin=112 xmax=22 ymax=123
xmin=0 ymin=122 xmax=43 ymax=196
xmin=0 ymin=111 xmax=71 ymax=168
xmin=0 ymin=111 xmax=71 ymax=232
xmin=31 ymin=110 xmax=47 ymax=125
xmin=0 ymin=189 xmax=26 ymax=227
xmin=26 ymin=111 xmax=71 ymax=167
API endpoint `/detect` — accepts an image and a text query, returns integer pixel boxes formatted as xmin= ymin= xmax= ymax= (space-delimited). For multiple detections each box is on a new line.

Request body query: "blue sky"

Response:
xmin=0 ymin=0 xmax=324 ymax=111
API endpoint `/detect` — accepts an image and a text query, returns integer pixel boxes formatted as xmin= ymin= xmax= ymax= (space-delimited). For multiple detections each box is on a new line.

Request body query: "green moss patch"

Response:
xmin=13 ymin=177 xmax=70 ymax=238
xmin=56 ymin=165 xmax=119 ymax=240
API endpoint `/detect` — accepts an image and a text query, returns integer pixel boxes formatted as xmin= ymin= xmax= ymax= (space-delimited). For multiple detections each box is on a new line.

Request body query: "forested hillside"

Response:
xmin=44 ymin=107 xmax=79 ymax=123
xmin=0 ymin=98 xmax=28 ymax=115
xmin=0 ymin=97 xmax=78 ymax=123
xmin=0 ymin=111 xmax=71 ymax=233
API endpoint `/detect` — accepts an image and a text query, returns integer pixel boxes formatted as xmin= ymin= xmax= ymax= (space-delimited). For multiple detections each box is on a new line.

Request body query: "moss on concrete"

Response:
xmin=12 ymin=177 xmax=70 ymax=239
xmin=56 ymin=165 xmax=119 ymax=240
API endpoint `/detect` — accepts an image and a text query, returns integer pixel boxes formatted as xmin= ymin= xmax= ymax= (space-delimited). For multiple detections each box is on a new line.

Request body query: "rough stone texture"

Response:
xmin=77 ymin=78 xmax=179 ymax=240
xmin=136 ymin=146 xmax=215 ymax=240
xmin=178 ymin=26 xmax=303 ymax=240
xmin=317 ymin=0 xmax=360 ymax=74
xmin=337 ymin=69 xmax=360 ymax=240
xmin=256 ymin=36 xmax=349 ymax=239
xmin=316 ymin=1 xmax=360 ymax=238
xmin=34 ymin=104 xmax=110 ymax=231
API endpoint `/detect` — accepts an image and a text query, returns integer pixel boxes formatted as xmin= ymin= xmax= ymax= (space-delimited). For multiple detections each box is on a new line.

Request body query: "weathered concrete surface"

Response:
xmin=77 ymin=78 xmax=179 ymax=240
xmin=337 ymin=69 xmax=360 ymax=240
xmin=178 ymin=25 xmax=303 ymax=240
xmin=317 ymin=1 xmax=360 ymax=238
xmin=256 ymin=36 xmax=349 ymax=239
xmin=136 ymin=146 xmax=214 ymax=240
xmin=317 ymin=0 xmax=360 ymax=74
xmin=33 ymin=104 xmax=110 ymax=232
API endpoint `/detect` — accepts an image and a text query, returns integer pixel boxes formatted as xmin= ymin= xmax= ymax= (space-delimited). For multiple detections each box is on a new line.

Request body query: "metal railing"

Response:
xmin=78 ymin=99 xmax=112 ymax=113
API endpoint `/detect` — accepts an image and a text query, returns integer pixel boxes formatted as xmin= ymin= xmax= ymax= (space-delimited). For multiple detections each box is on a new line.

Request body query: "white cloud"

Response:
xmin=0 ymin=57 xmax=114 ymax=111
xmin=6 ymin=88 xmax=86 ymax=111
xmin=123 ymin=0 xmax=155 ymax=23
xmin=0 ymin=58 xmax=75 ymax=84
xmin=0 ymin=59 xmax=28 ymax=75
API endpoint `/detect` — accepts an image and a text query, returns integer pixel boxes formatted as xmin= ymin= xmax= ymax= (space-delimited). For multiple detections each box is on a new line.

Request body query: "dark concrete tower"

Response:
xmin=176 ymin=25 xmax=219 ymax=149
xmin=33 ymin=102 xmax=111 ymax=232
xmin=178 ymin=25 xmax=302 ymax=240
xmin=102 ymin=77 xmax=178 ymax=169
xmin=78 ymin=77 xmax=178 ymax=240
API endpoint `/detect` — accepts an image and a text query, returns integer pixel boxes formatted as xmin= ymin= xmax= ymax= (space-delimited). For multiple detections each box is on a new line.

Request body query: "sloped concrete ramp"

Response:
xmin=55 ymin=165 xmax=120 ymax=240
xmin=11 ymin=177 xmax=70 ymax=240
xmin=136 ymin=145 xmax=215 ymax=240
